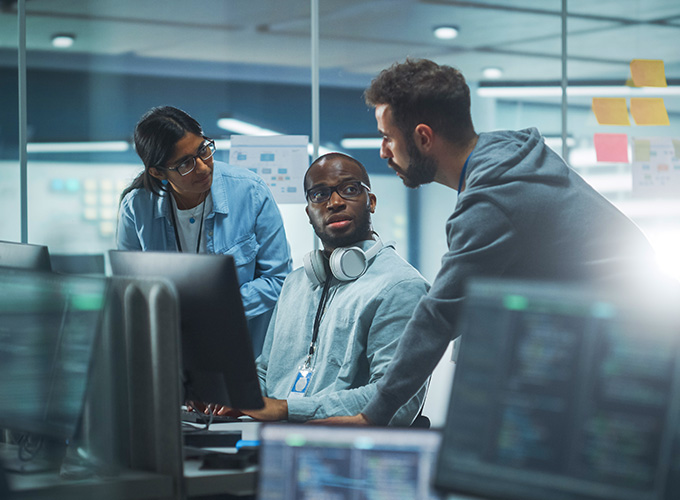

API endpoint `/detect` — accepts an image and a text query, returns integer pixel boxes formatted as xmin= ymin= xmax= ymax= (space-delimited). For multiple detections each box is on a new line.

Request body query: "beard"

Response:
xmin=395 ymin=139 xmax=437 ymax=188
xmin=313 ymin=206 xmax=373 ymax=250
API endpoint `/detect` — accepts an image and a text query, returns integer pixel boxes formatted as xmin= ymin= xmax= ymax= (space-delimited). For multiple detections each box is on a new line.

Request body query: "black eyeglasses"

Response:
xmin=306 ymin=180 xmax=370 ymax=204
xmin=164 ymin=138 xmax=216 ymax=176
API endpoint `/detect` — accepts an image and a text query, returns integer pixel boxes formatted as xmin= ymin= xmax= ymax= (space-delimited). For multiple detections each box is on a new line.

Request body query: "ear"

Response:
xmin=413 ymin=123 xmax=434 ymax=152
xmin=368 ymin=193 xmax=377 ymax=214
xmin=149 ymin=167 xmax=165 ymax=181
xmin=305 ymin=205 xmax=312 ymax=224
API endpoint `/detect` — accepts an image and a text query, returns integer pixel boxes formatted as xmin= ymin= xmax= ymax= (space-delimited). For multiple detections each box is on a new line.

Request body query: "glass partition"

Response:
xmin=567 ymin=0 xmax=680 ymax=282
xmin=0 ymin=8 xmax=20 ymax=241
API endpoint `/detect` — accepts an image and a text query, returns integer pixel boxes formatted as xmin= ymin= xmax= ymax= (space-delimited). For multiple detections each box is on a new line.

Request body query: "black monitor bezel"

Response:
xmin=108 ymin=250 xmax=264 ymax=410
xmin=0 ymin=240 xmax=51 ymax=272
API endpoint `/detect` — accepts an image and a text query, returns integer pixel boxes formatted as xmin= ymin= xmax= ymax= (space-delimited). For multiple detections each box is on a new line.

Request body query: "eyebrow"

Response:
xmin=307 ymin=176 xmax=360 ymax=189
xmin=172 ymin=141 xmax=205 ymax=165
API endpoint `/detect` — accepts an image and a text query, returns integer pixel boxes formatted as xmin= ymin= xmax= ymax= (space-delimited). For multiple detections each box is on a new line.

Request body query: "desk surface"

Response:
xmin=182 ymin=420 xmax=261 ymax=498
xmin=6 ymin=467 xmax=174 ymax=500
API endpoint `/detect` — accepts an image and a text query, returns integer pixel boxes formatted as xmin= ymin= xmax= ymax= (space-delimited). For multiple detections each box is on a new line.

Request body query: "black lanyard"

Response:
xmin=168 ymin=198 xmax=205 ymax=253
xmin=307 ymin=260 xmax=333 ymax=364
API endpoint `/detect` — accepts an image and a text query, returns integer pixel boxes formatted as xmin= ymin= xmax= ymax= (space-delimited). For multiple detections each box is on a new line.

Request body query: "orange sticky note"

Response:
xmin=593 ymin=133 xmax=629 ymax=163
xmin=592 ymin=98 xmax=630 ymax=126
xmin=630 ymin=98 xmax=670 ymax=126
xmin=630 ymin=59 xmax=667 ymax=87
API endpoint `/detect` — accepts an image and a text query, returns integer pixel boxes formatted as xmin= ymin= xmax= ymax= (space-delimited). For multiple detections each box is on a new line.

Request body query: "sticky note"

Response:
xmin=592 ymin=98 xmax=630 ymax=126
xmin=633 ymin=140 xmax=651 ymax=162
xmin=630 ymin=59 xmax=667 ymax=87
xmin=630 ymin=98 xmax=670 ymax=126
xmin=672 ymin=140 xmax=680 ymax=159
xmin=593 ymin=133 xmax=629 ymax=163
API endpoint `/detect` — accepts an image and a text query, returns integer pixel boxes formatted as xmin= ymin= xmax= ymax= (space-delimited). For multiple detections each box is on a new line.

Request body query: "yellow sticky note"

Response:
xmin=630 ymin=59 xmax=667 ymax=87
xmin=630 ymin=98 xmax=670 ymax=126
xmin=592 ymin=98 xmax=630 ymax=126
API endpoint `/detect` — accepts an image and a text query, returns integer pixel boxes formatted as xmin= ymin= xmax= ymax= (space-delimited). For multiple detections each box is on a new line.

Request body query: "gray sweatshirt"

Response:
xmin=363 ymin=127 xmax=656 ymax=425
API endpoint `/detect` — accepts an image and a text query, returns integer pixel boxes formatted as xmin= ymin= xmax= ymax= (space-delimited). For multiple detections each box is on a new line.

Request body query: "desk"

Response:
xmin=7 ymin=468 xmax=175 ymax=500
xmin=183 ymin=420 xmax=261 ymax=498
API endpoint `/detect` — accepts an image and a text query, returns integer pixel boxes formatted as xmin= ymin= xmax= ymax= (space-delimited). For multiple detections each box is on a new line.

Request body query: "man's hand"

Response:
xmin=309 ymin=413 xmax=371 ymax=426
xmin=239 ymin=397 xmax=288 ymax=421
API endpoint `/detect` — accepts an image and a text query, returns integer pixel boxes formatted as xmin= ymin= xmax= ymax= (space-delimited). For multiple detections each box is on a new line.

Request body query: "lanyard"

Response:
xmin=168 ymin=197 xmax=205 ymax=253
xmin=457 ymin=152 xmax=472 ymax=193
xmin=304 ymin=261 xmax=333 ymax=369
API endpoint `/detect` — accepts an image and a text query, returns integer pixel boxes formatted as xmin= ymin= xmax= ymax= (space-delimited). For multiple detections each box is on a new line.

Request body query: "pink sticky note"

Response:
xmin=594 ymin=133 xmax=629 ymax=163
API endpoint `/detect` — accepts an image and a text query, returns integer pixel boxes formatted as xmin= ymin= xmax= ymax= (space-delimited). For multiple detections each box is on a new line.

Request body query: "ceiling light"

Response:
xmin=340 ymin=137 xmax=382 ymax=149
xmin=477 ymin=85 xmax=680 ymax=98
xmin=51 ymin=34 xmax=75 ymax=49
xmin=27 ymin=141 xmax=130 ymax=153
xmin=433 ymin=26 xmax=459 ymax=40
xmin=482 ymin=67 xmax=503 ymax=80
xmin=217 ymin=117 xmax=278 ymax=136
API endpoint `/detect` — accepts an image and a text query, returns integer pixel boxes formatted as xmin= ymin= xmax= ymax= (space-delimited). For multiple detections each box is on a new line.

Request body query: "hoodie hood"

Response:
xmin=464 ymin=128 xmax=569 ymax=191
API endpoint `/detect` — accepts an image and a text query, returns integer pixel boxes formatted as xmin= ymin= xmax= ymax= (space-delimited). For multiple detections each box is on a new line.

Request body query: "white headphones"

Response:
xmin=303 ymin=236 xmax=388 ymax=286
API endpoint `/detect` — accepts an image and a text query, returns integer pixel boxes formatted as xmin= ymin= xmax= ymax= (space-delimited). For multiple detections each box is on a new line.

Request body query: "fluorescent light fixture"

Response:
xmin=217 ymin=117 xmax=278 ymax=136
xmin=433 ymin=25 xmax=459 ymax=40
xmin=340 ymin=137 xmax=382 ymax=149
xmin=482 ymin=67 xmax=503 ymax=80
xmin=27 ymin=141 xmax=130 ymax=153
xmin=478 ymin=85 xmax=680 ymax=98
xmin=51 ymin=34 xmax=75 ymax=48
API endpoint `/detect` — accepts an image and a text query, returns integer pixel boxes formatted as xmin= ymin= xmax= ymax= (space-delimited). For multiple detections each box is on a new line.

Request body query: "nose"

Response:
xmin=380 ymin=139 xmax=391 ymax=159
xmin=326 ymin=190 xmax=346 ymax=209
xmin=195 ymin=156 xmax=212 ymax=173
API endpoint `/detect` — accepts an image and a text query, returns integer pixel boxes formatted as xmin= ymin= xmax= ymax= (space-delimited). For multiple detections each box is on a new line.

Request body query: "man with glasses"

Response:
xmin=212 ymin=152 xmax=429 ymax=425
xmin=117 ymin=106 xmax=291 ymax=357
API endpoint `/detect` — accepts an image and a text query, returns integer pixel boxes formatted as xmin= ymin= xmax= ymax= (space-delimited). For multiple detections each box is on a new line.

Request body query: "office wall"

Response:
xmin=2 ymin=0 xmax=679 ymax=427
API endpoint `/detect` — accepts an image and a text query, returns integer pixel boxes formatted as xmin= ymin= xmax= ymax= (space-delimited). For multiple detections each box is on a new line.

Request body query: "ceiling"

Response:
xmin=0 ymin=0 xmax=678 ymax=84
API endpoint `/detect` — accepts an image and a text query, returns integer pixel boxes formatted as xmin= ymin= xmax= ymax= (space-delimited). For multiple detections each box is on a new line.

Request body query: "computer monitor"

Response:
xmin=108 ymin=250 xmax=264 ymax=410
xmin=0 ymin=240 xmax=51 ymax=271
xmin=434 ymin=278 xmax=680 ymax=500
xmin=0 ymin=267 xmax=108 ymax=441
xmin=51 ymin=253 xmax=105 ymax=275
xmin=258 ymin=423 xmax=443 ymax=499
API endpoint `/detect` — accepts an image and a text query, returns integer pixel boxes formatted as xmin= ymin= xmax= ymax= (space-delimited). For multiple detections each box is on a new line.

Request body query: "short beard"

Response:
xmin=314 ymin=207 xmax=372 ymax=249
xmin=401 ymin=138 xmax=437 ymax=188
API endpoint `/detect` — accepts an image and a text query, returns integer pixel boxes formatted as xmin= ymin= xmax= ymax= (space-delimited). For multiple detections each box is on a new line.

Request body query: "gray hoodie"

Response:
xmin=363 ymin=127 xmax=656 ymax=425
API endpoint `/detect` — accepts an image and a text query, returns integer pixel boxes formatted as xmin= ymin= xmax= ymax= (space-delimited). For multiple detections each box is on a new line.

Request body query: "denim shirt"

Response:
xmin=117 ymin=161 xmax=292 ymax=355
xmin=256 ymin=241 xmax=430 ymax=426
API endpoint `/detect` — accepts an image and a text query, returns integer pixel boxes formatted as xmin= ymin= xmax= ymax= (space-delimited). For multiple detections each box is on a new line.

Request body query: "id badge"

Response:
xmin=288 ymin=368 xmax=314 ymax=399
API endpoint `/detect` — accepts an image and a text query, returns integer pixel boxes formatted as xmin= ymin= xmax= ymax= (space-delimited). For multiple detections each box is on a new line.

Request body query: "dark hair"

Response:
xmin=304 ymin=152 xmax=371 ymax=192
xmin=364 ymin=58 xmax=475 ymax=146
xmin=120 ymin=106 xmax=203 ymax=201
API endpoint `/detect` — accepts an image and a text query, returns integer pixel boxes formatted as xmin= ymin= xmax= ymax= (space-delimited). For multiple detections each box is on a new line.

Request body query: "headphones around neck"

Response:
xmin=303 ymin=236 xmax=388 ymax=287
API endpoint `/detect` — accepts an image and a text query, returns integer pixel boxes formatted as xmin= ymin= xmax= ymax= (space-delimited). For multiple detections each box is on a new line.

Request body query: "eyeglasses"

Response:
xmin=306 ymin=180 xmax=370 ymax=204
xmin=165 ymin=138 xmax=216 ymax=176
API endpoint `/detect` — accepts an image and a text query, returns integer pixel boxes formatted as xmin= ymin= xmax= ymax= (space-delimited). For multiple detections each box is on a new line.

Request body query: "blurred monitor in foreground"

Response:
xmin=108 ymin=250 xmax=263 ymax=410
xmin=435 ymin=278 xmax=680 ymax=500
xmin=0 ymin=268 xmax=108 ymax=470
xmin=0 ymin=240 xmax=51 ymax=271
xmin=258 ymin=423 xmax=443 ymax=500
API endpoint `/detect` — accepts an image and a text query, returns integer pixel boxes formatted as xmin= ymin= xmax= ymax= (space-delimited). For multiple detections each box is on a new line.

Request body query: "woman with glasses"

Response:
xmin=117 ymin=106 xmax=292 ymax=356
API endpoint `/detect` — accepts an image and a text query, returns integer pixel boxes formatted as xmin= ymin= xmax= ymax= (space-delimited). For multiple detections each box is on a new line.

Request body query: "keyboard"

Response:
xmin=180 ymin=408 xmax=240 ymax=424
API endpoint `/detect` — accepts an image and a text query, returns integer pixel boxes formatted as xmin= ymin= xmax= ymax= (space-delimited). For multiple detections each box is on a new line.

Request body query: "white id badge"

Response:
xmin=288 ymin=369 xmax=313 ymax=399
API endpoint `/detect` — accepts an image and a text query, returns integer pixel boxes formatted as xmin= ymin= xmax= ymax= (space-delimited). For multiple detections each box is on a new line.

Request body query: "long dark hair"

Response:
xmin=120 ymin=106 xmax=204 ymax=201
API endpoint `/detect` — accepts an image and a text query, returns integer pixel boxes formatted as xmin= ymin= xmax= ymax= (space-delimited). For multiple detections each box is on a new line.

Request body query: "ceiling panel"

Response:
xmin=566 ymin=0 xmax=680 ymax=21
xmin=0 ymin=0 xmax=677 ymax=88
